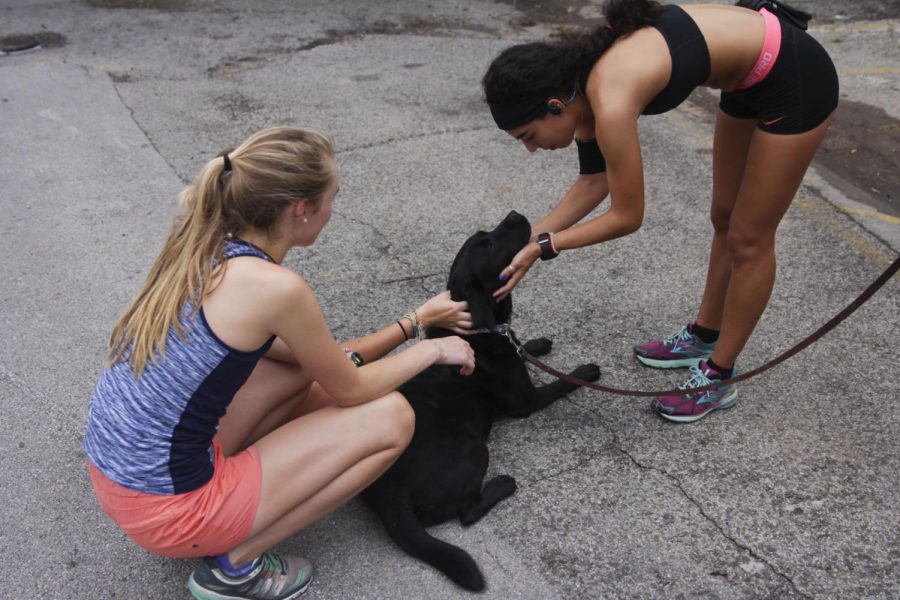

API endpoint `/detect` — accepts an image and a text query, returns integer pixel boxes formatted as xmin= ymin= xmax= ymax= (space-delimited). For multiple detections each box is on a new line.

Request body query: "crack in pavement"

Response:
xmin=108 ymin=73 xmax=185 ymax=183
xmin=610 ymin=444 xmax=810 ymax=598
xmin=0 ymin=362 xmax=84 ymax=430
xmin=511 ymin=396 xmax=811 ymax=598
xmin=330 ymin=209 xmax=434 ymax=298
xmin=591 ymin=409 xmax=813 ymax=599
xmin=337 ymin=125 xmax=492 ymax=154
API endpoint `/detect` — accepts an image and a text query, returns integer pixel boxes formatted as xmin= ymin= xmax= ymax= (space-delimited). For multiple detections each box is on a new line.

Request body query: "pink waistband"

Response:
xmin=737 ymin=8 xmax=782 ymax=90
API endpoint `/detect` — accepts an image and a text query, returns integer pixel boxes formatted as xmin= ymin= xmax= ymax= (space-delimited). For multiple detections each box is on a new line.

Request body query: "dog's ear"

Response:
xmin=447 ymin=252 xmax=500 ymax=329
xmin=494 ymin=294 xmax=512 ymax=325
xmin=448 ymin=269 xmax=497 ymax=330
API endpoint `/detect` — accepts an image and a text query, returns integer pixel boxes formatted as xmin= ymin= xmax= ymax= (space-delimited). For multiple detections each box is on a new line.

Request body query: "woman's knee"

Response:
xmin=725 ymin=226 xmax=775 ymax=263
xmin=366 ymin=392 xmax=415 ymax=450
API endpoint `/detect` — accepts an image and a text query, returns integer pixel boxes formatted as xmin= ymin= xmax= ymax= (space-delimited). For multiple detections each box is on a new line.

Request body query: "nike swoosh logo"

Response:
xmin=761 ymin=116 xmax=786 ymax=126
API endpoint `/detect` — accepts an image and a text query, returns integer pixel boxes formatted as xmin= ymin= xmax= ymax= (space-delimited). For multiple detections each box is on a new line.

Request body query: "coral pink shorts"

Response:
xmin=88 ymin=438 xmax=262 ymax=558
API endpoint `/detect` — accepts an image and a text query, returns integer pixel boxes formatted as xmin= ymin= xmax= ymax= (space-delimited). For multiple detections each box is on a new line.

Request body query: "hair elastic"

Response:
xmin=222 ymin=153 xmax=232 ymax=172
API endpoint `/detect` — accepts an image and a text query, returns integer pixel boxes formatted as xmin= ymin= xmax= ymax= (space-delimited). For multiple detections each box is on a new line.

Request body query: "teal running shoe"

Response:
xmin=188 ymin=550 xmax=313 ymax=600
xmin=634 ymin=324 xmax=716 ymax=368
xmin=654 ymin=360 xmax=737 ymax=423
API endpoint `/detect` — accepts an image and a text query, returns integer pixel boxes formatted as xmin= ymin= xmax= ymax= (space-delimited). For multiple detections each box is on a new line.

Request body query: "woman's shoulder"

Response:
xmin=203 ymin=258 xmax=317 ymax=343
xmin=225 ymin=257 xmax=311 ymax=299
xmin=587 ymin=28 xmax=671 ymax=115
xmin=203 ymin=258 xmax=313 ymax=321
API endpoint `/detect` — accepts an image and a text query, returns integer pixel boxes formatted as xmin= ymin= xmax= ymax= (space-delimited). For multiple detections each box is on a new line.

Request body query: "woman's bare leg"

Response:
xmin=226 ymin=390 xmax=414 ymax=565
xmin=711 ymin=114 xmax=834 ymax=368
xmin=211 ymin=352 xmax=414 ymax=566
xmin=216 ymin=356 xmax=316 ymax=457
xmin=696 ymin=109 xmax=757 ymax=330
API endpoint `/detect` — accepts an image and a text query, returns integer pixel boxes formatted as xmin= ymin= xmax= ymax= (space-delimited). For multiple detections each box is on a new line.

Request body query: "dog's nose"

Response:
xmin=505 ymin=210 xmax=528 ymax=224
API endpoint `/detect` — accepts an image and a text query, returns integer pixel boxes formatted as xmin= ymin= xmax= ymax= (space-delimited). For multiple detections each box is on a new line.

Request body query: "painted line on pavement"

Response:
xmin=795 ymin=197 xmax=895 ymax=268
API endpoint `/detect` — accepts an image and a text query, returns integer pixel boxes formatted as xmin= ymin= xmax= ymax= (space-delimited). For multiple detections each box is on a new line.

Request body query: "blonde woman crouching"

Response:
xmin=84 ymin=127 xmax=475 ymax=600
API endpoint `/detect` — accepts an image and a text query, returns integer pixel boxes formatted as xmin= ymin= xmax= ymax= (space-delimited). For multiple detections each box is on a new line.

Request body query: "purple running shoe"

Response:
xmin=634 ymin=324 xmax=715 ymax=368
xmin=654 ymin=360 xmax=737 ymax=423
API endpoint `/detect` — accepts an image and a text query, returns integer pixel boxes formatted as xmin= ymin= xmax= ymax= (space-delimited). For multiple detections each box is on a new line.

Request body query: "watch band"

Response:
xmin=537 ymin=232 xmax=558 ymax=261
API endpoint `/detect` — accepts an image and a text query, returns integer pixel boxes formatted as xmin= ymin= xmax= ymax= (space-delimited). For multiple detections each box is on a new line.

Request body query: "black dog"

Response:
xmin=360 ymin=210 xmax=600 ymax=591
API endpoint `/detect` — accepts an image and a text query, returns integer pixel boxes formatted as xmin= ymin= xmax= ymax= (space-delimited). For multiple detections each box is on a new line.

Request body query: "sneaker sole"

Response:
xmin=656 ymin=389 xmax=738 ymax=423
xmin=636 ymin=354 xmax=709 ymax=369
xmin=188 ymin=575 xmax=312 ymax=600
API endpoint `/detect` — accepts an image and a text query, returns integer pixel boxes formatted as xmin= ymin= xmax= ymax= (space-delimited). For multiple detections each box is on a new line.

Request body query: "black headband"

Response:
xmin=488 ymin=94 xmax=551 ymax=130
xmin=487 ymin=86 xmax=577 ymax=130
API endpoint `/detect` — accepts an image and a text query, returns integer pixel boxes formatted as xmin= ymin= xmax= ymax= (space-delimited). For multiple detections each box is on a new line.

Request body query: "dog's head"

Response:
xmin=447 ymin=210 xmax=531 ymax=329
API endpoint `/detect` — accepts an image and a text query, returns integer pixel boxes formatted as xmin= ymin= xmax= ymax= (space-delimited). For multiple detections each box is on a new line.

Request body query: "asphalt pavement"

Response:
xmin=1 ymin=1 xmax=898 ymax=599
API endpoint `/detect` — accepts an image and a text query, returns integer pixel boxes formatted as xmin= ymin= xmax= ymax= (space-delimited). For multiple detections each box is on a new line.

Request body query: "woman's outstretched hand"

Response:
xmin=493 ymin=242 xmax=541 ymax=301
xmin=416 ymin=290 xmax=473 ymax=334
xmin=429 ymin=336 xmax=476 ymax=376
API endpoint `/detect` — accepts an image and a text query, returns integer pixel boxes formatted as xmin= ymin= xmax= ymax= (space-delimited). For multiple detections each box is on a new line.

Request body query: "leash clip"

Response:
xmin=496 ymin=324 xmax=525 ymax=356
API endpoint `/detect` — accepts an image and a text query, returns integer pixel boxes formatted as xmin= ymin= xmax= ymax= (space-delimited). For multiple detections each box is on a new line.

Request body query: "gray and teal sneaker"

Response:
xmin=654 ymin=360 xmax=737 ymax=423
xmin=634 ymin=324 xmax=716 ymax=368
xmin=188 ymin=550 xmax=313 ymax=600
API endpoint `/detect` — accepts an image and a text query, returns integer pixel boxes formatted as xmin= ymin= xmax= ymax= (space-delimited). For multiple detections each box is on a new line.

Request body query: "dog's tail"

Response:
xmin=365 ymin=487 xmax=486 ymax=591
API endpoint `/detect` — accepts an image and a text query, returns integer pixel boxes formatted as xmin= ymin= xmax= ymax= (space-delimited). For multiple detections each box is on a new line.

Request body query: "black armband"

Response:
xmin=576 ymin=138 xmax=607 ymax=174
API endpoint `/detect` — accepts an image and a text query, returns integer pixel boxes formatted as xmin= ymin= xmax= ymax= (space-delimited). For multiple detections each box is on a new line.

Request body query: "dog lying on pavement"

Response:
xmin=361 ymin=210 xmax=601 ymax=591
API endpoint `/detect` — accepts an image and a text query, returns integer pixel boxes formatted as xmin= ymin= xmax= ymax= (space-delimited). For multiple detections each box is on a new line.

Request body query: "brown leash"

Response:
xmin=502 ymin=255 xmax=900 ymax=397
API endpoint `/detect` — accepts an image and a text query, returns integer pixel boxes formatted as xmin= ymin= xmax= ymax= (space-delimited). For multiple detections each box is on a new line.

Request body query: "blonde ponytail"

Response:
xmin=108 ymin=126 xmax=335 ymax=374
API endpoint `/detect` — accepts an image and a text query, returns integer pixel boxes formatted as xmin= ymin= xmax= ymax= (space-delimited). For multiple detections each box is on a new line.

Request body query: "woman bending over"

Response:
xmin=483 ymin=0 xmax=837 ymax=422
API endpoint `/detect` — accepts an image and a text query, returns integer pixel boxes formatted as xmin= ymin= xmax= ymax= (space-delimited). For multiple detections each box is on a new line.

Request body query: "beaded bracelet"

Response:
xmin=401 ymin=310 xmax=422 ymax=339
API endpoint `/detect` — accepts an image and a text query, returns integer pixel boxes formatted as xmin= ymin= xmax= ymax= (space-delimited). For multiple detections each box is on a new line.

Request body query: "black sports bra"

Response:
xmin=642 ymin=4 xmax=711 ymax=115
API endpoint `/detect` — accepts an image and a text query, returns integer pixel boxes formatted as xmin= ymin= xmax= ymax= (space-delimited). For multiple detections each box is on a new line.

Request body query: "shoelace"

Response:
xmin=679 ymin=364 xmax=715 ymax=390
xmin=664 ymin=326 xmax=693 ymax=346
xmin=248 ymin=552 xmax=289 ymax=596
xmin=258 ymin=551 xmax=288 ymax=575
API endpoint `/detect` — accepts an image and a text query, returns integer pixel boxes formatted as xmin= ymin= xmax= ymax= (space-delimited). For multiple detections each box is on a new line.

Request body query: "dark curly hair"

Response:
xmin=483 ymin=0 xmax=662 ymax=107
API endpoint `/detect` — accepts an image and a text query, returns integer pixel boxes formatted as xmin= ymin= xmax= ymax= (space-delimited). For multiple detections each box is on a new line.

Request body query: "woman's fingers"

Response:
xmin=498 ymin=263 xmax=518 ymax=282
xmin=418 ymin=292 xmax=472 ymax=330
xmin=493 ymin=267 xmax=526 ymax=300
xmin=494 ymin=243 xmax=539 ymax=299
xmin=432 ymin=336 xmax=475 ymax=374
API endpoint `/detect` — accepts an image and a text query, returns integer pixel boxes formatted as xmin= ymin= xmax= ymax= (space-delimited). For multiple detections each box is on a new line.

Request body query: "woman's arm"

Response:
xmin=339 ymin=291 xmax=472 ymax=363
xmin=530 ymin=172 xmax=610 ymax=237
xmin=269 ymin=275 xmax=474 ymax=406
xmin=553 ymin=111 xmax=645 ymax=251
xmin=493 ymin=114 xmax=644 ymax=299
xmin=493 ymin=172 xmax=610 ymax=298
xmin=266 ymin=290 xmax=471 ymax=364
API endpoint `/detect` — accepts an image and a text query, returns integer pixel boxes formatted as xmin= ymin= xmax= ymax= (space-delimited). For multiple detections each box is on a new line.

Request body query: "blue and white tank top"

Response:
xmin=84 ymin=239 xmax=276 ymax=495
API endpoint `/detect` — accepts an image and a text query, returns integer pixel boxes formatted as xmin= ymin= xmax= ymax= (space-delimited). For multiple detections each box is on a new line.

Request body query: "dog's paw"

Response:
xmin=523 ymin=337 xmax=552 ymax=356
xmin=571 ymin=363 xmax=601 ymax=383
xmin=487 ymin=474 xmax=518 ymax=497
